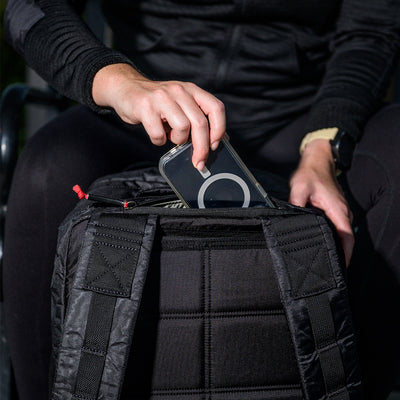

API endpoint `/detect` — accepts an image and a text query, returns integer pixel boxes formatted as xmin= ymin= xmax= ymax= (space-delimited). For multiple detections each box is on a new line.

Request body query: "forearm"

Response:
xmin=305 ymin=47 xmax=396 ymax=141
xmin=305 ymin=0 xmax=400 ymax=141
xmin=4 ymin=0 xmax=136 ymax=110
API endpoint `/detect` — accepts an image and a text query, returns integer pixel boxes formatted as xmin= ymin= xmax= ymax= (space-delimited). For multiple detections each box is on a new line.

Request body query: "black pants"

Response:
xmin=3 ymin=103 xmax=400 ymax=400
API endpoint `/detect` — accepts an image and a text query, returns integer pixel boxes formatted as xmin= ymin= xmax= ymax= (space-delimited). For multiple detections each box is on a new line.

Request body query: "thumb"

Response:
xmin=289 ymin=183 xmax=310 ymax=208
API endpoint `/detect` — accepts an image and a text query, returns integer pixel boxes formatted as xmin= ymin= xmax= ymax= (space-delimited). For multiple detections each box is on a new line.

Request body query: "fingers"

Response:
xmin=138 ymin=88 xmax=191 ymax=146
xmin=172 ymin=87 xmax=212 ymax=169
xmin=121 ymin=81 xmax=226 ymax=169
xmin=289 ymin=165 xmax=354 ymax=267
xmin=185 ymin=83 xmax=226 ymax=157
xmin=289 ymin=181 xmax=310 ymax=208
xmin=321 ymin=202 xmax=354 ymax=267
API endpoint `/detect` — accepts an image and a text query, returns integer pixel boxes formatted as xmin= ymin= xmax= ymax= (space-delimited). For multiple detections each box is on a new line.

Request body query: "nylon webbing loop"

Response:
xmin=73 ymin=293 xmax=117 ymax=400
xmin=306 ymin=295 xmax=350 ymax=400
xmin=261 ymin=215 xmax=352 ymax=400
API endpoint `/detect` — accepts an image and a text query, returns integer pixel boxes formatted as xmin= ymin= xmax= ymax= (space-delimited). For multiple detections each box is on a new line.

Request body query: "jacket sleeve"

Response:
xmin=4 ymin=0 xmax=136 ymax=111
xmin=304 ymin=0 xmax=400 ymax=141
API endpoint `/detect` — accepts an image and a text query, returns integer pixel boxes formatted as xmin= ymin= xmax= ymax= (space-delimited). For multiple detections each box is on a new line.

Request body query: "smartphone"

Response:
xmin=159 ymin=137 xmax=275 ymax=208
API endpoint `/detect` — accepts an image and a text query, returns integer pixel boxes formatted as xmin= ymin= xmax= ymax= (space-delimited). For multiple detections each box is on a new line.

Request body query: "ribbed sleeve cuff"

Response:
xmin=304 ymin=99 xmax=371 ymax=141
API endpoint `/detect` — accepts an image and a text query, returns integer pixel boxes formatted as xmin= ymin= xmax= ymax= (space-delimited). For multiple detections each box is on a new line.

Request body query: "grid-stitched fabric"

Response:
xmin=122 ymin=233 xmax=301 ymax=399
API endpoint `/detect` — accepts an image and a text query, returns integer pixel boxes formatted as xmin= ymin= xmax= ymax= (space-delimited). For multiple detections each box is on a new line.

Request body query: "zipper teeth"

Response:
xmin=152 ymin=200 xmax=185 ymax=208
xmin=214 ymin=24 xmax=242 ymax=90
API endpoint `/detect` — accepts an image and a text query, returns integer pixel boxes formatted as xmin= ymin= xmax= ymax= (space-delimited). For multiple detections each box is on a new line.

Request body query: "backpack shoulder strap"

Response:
xmin=51 ymin=211 xmax=158 ymax=400
xmin=261 ymin=213 xmax=363 ymax=400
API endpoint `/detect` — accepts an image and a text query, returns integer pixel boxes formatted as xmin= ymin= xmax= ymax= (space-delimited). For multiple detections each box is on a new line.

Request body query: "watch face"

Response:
xmin=330 ymin=131 xmax=355 ymax=171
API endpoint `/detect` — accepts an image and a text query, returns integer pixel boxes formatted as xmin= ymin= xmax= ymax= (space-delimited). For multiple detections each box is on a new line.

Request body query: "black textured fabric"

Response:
xmin=73 ymin=352 xmax=106 ymax=400
xmin=3 ymin=0 xmax=44 ymax=54
xmin=5 ymin=102 xmax=400 ymax=400
xmin=74 ymin=293 xmax=116 ymax=400
xmin=5 ymin=0 xmax=400 ymax=137
xmin=82 ymin=293 xmax=116 ymax=354
xmin=306 ymin=295 xmax=336 ymax=349
xmin=264 ymin=214 xmax=336 ymax=298
xmin=49 ymin=168 xmax=362 ymax=400
xmin=84 ymin=215 xmax=148 ymax=297
xmin=51 ymin=212 xmax=158 ymax=400
xmin=9 ymin=0 xmax=136 ymax=111
xmin=261 ymin=215 xmax=361 ymax=400
xmin=306 ymin=295 xmax=349 ymax=398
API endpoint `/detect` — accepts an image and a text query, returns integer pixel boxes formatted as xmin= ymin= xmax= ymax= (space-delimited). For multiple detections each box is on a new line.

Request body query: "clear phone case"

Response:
xmin=159 ymin=137 xmax=275 ymax=208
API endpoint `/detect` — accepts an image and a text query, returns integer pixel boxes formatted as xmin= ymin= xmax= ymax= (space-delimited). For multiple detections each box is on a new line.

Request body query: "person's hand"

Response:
xmin=92 ymin=63 xmax=226 ymax=170
xmin=289 ymin=139 xmax=354 ymax=266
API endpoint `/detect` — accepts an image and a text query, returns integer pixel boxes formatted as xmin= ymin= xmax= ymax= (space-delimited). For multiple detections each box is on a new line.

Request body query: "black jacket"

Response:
xmin=4 ymin=0 xmax=400 ymax=142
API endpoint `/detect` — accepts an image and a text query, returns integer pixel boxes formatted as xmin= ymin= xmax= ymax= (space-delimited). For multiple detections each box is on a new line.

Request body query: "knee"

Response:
xmin=7 ymin=115 xmax=105 ymax=230
xmin=11 ymin=123 xmax=75 ymax=197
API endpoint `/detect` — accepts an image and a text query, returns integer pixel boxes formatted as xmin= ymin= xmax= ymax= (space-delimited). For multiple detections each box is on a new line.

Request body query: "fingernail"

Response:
xmin=211 ymin=141 xmax=219 ymax=151
xmin=196 ymin=161 xmax=205 ymax=171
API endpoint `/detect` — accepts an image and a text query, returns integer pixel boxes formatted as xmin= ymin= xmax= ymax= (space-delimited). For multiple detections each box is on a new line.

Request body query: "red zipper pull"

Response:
xmin=73 ymin=185 xmax=88 ymax=200
xmin=72 ymin=185 xmax=134 ymax=208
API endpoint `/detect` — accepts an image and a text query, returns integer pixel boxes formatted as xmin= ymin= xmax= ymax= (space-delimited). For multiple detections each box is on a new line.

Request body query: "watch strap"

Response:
xmin=299 ymin=127 xmax=339 ymax=155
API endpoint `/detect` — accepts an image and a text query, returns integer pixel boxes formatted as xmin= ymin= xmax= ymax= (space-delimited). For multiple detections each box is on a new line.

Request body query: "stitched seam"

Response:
xmin=95 ymin=232 xmax=142 ymax=244
xmin=139 ymin=384 xmax=301 ymax=395
xmin=93 ymin=240 xmax=139 ymax=251
xmin=317 ymin=341 xmax=339 ymax=353
xmin=81 ymin=346 xmax=106 ymax=356
xmin=162 ymin=243 xmax=267 ymax=251
xmin=328 ymin=386 xmax=349 ymax=397
xmin=85 ymin=286 xmax=126 ymax=296
xmin=277 ymin=232 xmax=321 ymax=246
xmin=93 ymin=223 xmax=145 ymax=235
xmin=274 ymin=225 xmax=320 ymax=236
xmin=73 ymin=394 xmax=95 ymax=400
xmin=85 ymin=244 xmax=132 ymax=293
xmin=315 ymin=215 xmax=335 ymax=280
xmin=291 ymin=247 xmax=324 ymax=295
xmin=281 ymin=242 xmax=323 ymax=253
xmin=146 ymin=310 xmax=284 ymax=319
xmin=98 ymin=248 xmax=131 ymax=292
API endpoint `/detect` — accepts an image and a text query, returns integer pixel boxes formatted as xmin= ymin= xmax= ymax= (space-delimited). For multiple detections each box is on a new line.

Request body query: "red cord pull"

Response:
xmin=73 ymin=185 xmax=88 ymax=200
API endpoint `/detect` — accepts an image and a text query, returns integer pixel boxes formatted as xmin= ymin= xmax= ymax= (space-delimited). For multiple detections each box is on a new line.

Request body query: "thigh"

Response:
xmin=2 ymin=105 xmax=172 ymax=400
xmin=343 ymin=103 xmax=400 ymax=399
xmin=345 ymin=103 xmax=400 ymax=280
xmin=8 ymin=105 xmax=172 ymax=224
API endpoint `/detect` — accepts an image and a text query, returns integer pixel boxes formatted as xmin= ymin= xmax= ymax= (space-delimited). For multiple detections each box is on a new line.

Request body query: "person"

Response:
xmin=3 ymin=0 xmax=400 ymax=399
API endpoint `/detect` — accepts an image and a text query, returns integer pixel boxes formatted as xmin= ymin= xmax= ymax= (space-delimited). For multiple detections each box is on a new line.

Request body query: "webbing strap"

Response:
xmin=52 ymin=212 xmax=158 ymax=400
xmin=261 ymin=215 xmax=352 ymax=400
xmin=306 ymin=295 xmax=350 ymax=400
xmin=73 ymin=293 xmax=117 ymax=400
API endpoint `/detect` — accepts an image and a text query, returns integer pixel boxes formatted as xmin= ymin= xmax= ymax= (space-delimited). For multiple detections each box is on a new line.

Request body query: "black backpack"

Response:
xmin=50 ymin=167 xmax=363 ymax=400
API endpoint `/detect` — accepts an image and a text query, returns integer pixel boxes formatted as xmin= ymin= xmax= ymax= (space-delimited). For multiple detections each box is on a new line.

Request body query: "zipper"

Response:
xmin=73 ymin=185 xmax=180 ymax=209
xmin=214 ymin=24 xmax=242 ymax=90
xmin=72 ymin=186 xmax=292 ymax=212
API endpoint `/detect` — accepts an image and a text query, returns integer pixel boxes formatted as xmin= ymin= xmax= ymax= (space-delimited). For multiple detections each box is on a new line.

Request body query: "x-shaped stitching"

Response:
xmin=285 ymin=247 xmax=330 ymax=295
xmin=87 ymin=242 xmax=136 ymax=294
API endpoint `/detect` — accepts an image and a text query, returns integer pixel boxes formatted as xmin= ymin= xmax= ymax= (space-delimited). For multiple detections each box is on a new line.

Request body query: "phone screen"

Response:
xmin=159 ymin=139 xmax=275 ymax=208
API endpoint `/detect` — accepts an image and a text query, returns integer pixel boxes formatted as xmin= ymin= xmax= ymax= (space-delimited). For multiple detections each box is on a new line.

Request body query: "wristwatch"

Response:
xmin=300 ymin=128 xmax=355 ymax=173
xmin=329 ymin=130 xmax=355 ymax=172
